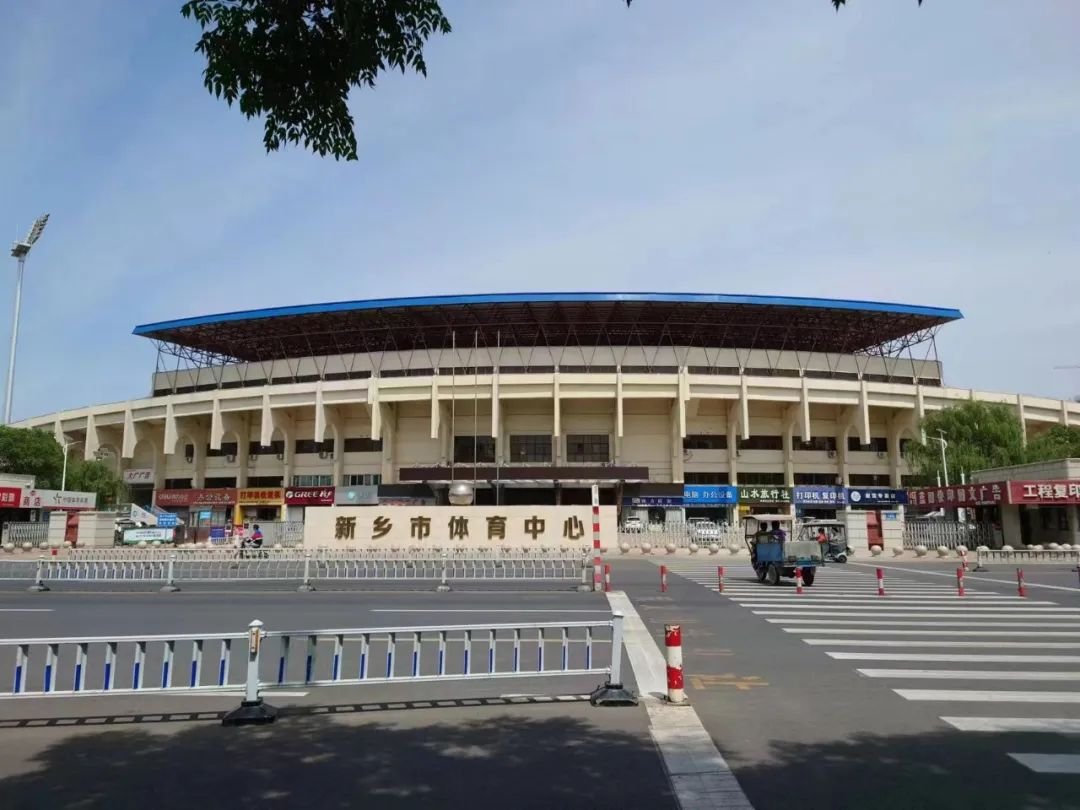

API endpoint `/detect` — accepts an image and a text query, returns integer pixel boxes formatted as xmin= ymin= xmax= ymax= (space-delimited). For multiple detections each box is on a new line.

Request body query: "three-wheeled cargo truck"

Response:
xmin=744 ymin=514 xmax=823 ymax=586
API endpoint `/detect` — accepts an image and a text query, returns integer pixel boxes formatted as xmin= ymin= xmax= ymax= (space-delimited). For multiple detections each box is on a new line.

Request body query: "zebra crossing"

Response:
xmin=655 ymin=558 xmax=1080 ymax=775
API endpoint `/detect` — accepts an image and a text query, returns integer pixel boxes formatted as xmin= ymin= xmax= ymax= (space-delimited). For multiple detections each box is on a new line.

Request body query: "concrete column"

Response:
xmin=800 ymin=376 xmax=811 ymax=441
xmin=83 ymin=412 xmax=100 ymax=461
xmin=1016 ymin=393 xmax=1028 ymax=446
xmin=857 ymin=379 xmax=871 ymax=445
xmin=430 ymin=373 xmax=440 ymax=440
xmin=164 ymin=402 xmax=178 ymax=456
xmin=438 ymin=401 xmax=451 ymax=466
xmin=553 ymin=370 xmax=561 ymax=462
xmin=380 ymin=403 xmax=395 ymax=484
xmin=836 ymin=410 xmax=852 ymax=487
xmin=782 ymin=404 xmax=797 ymax=488
xmin=1068 ymin=505 xmax=1080 ymax=545
xmin=1001 ymin=504 xmax=1023 ymax=546
xmin=670 ymin=400 xmax=684 ymax=484
xmin=726 ymin=403 xmax=739 ymax=486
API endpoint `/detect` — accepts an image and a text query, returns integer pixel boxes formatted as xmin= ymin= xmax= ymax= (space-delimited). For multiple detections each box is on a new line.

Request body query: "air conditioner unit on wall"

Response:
xmin=276 ymin=453 xmax=285 ymax=461
xmin=876 ymin=451 xmax=887 ymax=460
xmin=827 ymin=450 xmax=837 ymax=459
xmin=226 ymin=454 xmax=236 ymax=463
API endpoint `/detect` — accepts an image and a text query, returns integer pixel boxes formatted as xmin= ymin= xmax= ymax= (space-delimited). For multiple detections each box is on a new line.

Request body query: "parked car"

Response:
xmin=687 ymin=518 xmax=721 ymax=542
xmin=622 ymin=515 xmax=645 ymax=532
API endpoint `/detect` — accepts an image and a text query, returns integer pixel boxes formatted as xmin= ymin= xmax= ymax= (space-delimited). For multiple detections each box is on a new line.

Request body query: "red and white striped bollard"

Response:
xmin=591 ymin=491 xmax=602 ymax=592
xmin=603 ymin=563 xmax=612 ymax=593
xmin=795 ymin=567 xmax=804 ymax=594
xmin=665 ymin=624 xmax=686 ymax=704
xmin=1017 ymin=568 xmax=1027 ymax=598
xmin=956 ymin=567 xmax=965 ymax=597
xmin=717 ymin=566 xmax=725 ymax=593
xmin=960 ymin=550 xmax=969 ymax=572
xmin=660 ymin=565 xmax=668 ymax=593
xmin=876 ymin=567 xmax=886 ymax=596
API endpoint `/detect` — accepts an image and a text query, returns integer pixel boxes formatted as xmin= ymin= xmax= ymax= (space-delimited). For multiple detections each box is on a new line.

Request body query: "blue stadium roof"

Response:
xmin=134 ymin=292 xmax=962 ymax=363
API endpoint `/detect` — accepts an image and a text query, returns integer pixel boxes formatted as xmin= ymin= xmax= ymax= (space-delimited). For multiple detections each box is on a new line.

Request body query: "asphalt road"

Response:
xmin=0 ymin=586 xmax=674 ymax=810
xmin=611 ymin=554 xmax=1080 ymax=810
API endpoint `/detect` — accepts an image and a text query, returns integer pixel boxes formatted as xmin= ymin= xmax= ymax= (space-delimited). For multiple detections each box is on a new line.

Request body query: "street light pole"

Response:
xmin=5 ymin=214 xmax=49 ymax=425
xmin=933 ymin=429 xmax=950 ymax=487
xmin=59 ymin=437 xmax=82 ymax=491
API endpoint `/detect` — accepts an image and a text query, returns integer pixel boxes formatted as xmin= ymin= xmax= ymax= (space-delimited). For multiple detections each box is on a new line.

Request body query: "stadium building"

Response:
xmin=15 ymin=293 xmax=1080 ymax=543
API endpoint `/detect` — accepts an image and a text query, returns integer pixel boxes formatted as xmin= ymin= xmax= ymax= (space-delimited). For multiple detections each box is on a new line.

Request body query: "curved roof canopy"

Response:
xmin=134 ymin=292 xmax=962 ymax=364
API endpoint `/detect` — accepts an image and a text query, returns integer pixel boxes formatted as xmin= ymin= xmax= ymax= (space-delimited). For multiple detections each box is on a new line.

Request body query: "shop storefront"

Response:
xmin=793 ymin=485 xmax=845 ymax=519
xmin=682 ymin=484 xmax=737 ymax=524
xmin=236 ymin=487 xmax=284 ymax=525
xmin=123 ymin=468 xmax=155 ymax=508
xmin=154 ymin=488 xmax=237 ymax=541
xmin=736 ymin=486 xmax=792 ymax=517
xmin=1003 ymin=479 xmax=1080 ymax=546
xmin=845 ymin=488 xmax=908 ymax=548
xmin=284 ymin=486 xmax=335 ymax=520
xmin=623 ymin=494 xmax=683 ymax=526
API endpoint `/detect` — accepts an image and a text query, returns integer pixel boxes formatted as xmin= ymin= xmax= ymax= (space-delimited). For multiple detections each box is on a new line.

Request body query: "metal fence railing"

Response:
xmin=2 ymin=522 xmax=50 ymax=548
xmin=976 ymin=547 xmax=1080 ymax=567
xmin=618 ymin=524 xmax=743 ymax=551
xmin=0 ymin=615 xmax=635 ymax=720
xmin=902 ymin=521 xmax=995 ymax=550
xmin=0 ymin=552 xmax=592 ymax=592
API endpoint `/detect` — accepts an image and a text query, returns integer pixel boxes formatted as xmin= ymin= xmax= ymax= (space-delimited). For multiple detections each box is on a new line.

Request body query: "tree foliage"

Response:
xmin=1025 ymin=424 xmax=1080 ymax=463
xmin=0 ymin=427 xmax=64 ymax=488
xmin=905 ymin=402 xmax=1027 ymax=486
xmin=64 ymin=460 xmax=127 ymax=510
xmin=184 ymin=0 xmax=923 ymax=160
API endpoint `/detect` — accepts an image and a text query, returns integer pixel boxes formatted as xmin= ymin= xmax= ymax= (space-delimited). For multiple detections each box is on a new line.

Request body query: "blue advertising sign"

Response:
xmin=846 ymin=488 xmax=908 ymax=507
xmin=625 ymin=495 xmax=683 ymax=507
xmin=156 ymin=512 xmax=179 ymax=528
xmin=682 ymin=485 xmax=739 ymax=505
xmin=793 ymin=486 xmax=846 ymax=506
xmin=209 ymin=526 xmax=227 ymax=542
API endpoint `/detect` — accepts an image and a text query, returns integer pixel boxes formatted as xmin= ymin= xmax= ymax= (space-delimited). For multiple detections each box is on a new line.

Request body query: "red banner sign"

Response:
xmin=0 ymin=487 xmax=21 ymax=507
xmin=907 ymin=483 xmax=1005 ymax=508
xmin=1007 ymin=480 xmax=1080 ymax=505
xmin=284 ymin=487 xmax=335 ymax=506
xmin=154 ymin=488 xmax=237 ymax=507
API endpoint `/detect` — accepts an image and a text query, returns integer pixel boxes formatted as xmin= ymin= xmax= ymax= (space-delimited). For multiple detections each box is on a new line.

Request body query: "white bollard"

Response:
xmin=708 ymin=544 xmax=720 ymax=555
xmin=870 ymin=545 xmax=883 ymax=556
xmin=665 ymin=624 xmax=686 ymax=704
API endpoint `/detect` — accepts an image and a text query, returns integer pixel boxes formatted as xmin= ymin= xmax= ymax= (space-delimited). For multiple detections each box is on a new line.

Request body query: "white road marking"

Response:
xmin=804 ymin=639 xmax=1080 ymax=649
xmin=942 ymin=717 xmax=1080 ymax=733
xmin=0 ymin=609 xmax=54 ymax=612
xmin=732 ymin=598 xmax=1044 ymax=605
xmin=369 ymin=609 xmax=613 ymax=613
xmin=784 ymin=629 xmax=1080 ymax=637
xmin=744 ymin=605 xmax=1080 ymax=612
xmin=767 ymin=619 xmax=1073 ymax=627
xmin=851 ymin=562 xmax=1080 ymax=595
xmin=828 ymin=652 xmax=1080 ymax=663
xmin=858 ymin=669 xmax=1080 ymax=681
xmin=754 ymin=611 xmax=1080 ymax=619
xmin=1008 ymin=754 xmax=1080 ymax=774
xmin=896 ymin=689 xmax=1080 ymax=703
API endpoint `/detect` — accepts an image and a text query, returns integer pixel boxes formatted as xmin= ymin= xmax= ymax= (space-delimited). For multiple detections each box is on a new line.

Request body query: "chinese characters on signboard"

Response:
xmin=1007 ymin=480 xmax=1080 ymax=505
xmin=681 ymin=485 xmax=738 ymax=505
xmin=332 ymin=512 xmax=589 ymax=542
xmin=792 ymin=486 xmax=845 ymax=506
xmin=846 ymin=488 xmax=908 ymax=507
xmin=237 ymin=488 xmax=284 ymax=505
xmin=737 ymin=486 xmax=791 ymax=504
xmin=907 ymin=484 xmax=1004 ymax=508
xmin=284 ymin=487 xmax=335 ymax=506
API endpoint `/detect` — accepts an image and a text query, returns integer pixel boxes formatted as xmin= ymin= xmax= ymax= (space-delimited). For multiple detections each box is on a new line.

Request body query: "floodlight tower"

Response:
xmin=5 ymin=214 xmax=49 ymax=424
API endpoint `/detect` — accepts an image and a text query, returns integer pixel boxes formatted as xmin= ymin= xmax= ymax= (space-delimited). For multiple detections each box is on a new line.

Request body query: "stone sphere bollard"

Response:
xmin=665 ymin=543 xmax=677 ymax=554
xmin=138 ymin=540 xmax=149 ymax=547
xmin=273 ymin=543 xmax=283 ymax=549
xmin=1000 ymin=544 xmax=1013 ymax=554
xmin=640 ymin=543 xmax=652 ymax=554
xmin=709 ymin=544 xmax=720 ymax=555
xmin=870 ymin=545 xmax=883 ymax=556
xmin=619 ymin=543 xmax=631 ymax=554
xmin=1030 ymin=544 xmax=1045 ymax=551
xmin=955 ymin=545 xmax=968 ymax=556
xmin=21 ymin=542 xmax=33 ymax=552
xmin=891 ymin=547 xmax=905 ymax=557
xmin=600 ymin=546 xmax=609 ymax=554
xmin=151 ymin=540 xmax=162 ymax=546
xmin=63 ymin=541 xmax=73 ymax=549
xmin=914 ymin=545 xmax=928 ymax=557
xmin=688 ymin=543 xmax=699 ymax=554
xmin=976 ymin=545 xmax=989 ymax=553
xmin=727 ymin=545 xmax=742 ymax=556
xmin=1048 ymin=542 xmax=1061 ymax=551
xmin=4 ymin=542 xmax=16 ymax=553
xmin=936 ymin=546 xmax=950 ymax=558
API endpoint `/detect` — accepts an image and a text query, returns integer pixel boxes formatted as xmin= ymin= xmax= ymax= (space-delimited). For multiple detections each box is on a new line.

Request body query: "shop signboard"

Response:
xmin=792 ymin=486 xmax=846 ymax=506
xmin=682 ymin=485 xmax=738 ymax=505
xmin=625 ymin=495 xmax=683 ymax=507
xmin=335 ymin=485 xmax=379 ymax=506
xmin=0 ymin=487 xmax=22 ymax=507
xmin=1007 ymin=480 xmax=1080 ymax=505
xmin=285 ymin=486 xmax=335 ymax=506
xmin=154 ymin=488 xmax=237 ymax=507
xmin=157 ymin=512 xmax=180 ymax=528
xmin=907 ymin=484 xmax=1004 ymax=508
xmin=122 ymin=469 xmax=154 ymax=485
xmin=846 ymin=488 xmax=908 ymax=507
xmin=237 ymin=488 xmax=283 ymax=506
xmin=19 ymin=489 xmax=97 ymax=510
xmin=737 ymin=486 xmax=791 ymax=505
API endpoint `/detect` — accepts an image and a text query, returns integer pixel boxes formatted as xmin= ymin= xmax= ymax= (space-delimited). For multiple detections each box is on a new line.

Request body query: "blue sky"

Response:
xmin=1 ymin=0 xmax=1078 ymax=420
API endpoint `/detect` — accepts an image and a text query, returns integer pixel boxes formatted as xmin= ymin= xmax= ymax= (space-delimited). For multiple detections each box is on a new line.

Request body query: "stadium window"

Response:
xmin=294 ymin=439 xmax=335 ymax=455
xmin=899 ymin=438 xmax=915 ymax=456
xmin=163 ymin=478 xmax=192 ymax=489
xmin=247 ymin=476 xmax=283 ymax=487
xmin=343 ymin=438 xmax=383 ymax=453
xmin=566 ymin=434 xmax=610 ymax=463
xmin=248 ymin=440 xmax=285 ymax=456
xmin=291 ymin=474 xmax=333 ymax=487
xmin=683 ymin=435 xmax=727 ymax=451
xmin=847 ymin=437 xmax=888 ymax=453
xmin=204 ymin=477 xmax=236 ymax=489
xmin=509 ymin=435 xmax=552 ymax=463
xmin=900 ymin=475 xmax=921 ymax=487
xmin=342 ymin=474 xmax=381 ymax=487
xmin=794 ymin=473 xmax=839 ymax=486
xmin=738 ymin=472 xmax=785 ymax=485
xmin=737 ymin=435 xmax=783 ymax=451
xmin=793 ymin=436 xmax=837 ymax=452
xmin=848 ymin=474 xmax=891 ymax=487
xmin=454 ymin=436 xmax=496 ymax=465
xmin=205 ymin=442 xmax=238 ymax=458
xmin=685 ymin=472 xmax=730 ymax=485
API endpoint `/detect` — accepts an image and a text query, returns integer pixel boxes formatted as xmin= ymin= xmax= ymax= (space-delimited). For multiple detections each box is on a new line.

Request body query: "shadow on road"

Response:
xmin=730 ymin=727 xmax=1080 ymax=810
xmin=0 ymin=699 xmax=673 ymax=810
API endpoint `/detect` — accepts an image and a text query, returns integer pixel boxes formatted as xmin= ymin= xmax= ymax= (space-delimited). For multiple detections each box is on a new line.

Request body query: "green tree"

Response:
xmin=0 ymin=426 xmax=64 ymax=488
xmin=906 ymin=401 xmax=1027 ymax=486
xmin=1025 ymin=425 xmax=1080 ymax=463
xmin=182 ymin=0 xmax=923 ymax=161
xmin=64 ymin=460 xmax=127 ymax=510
